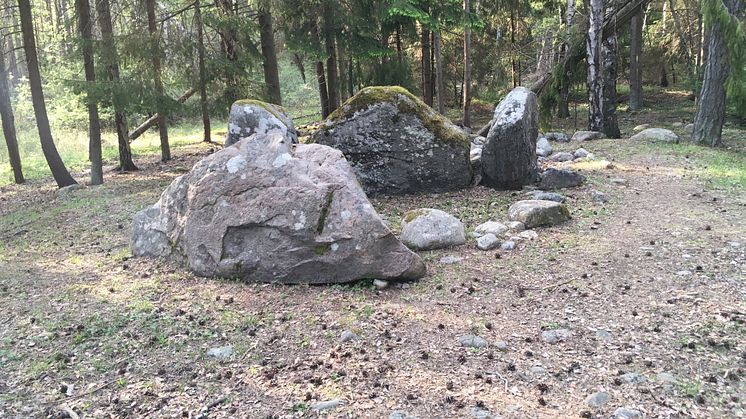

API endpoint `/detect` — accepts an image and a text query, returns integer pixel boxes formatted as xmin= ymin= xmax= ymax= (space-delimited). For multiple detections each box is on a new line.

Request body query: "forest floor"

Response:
xmin=1 ymin=89 xmax=745 ymax=418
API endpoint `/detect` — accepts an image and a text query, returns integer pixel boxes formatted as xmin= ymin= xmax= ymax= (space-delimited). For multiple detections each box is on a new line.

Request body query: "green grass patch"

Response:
xmin=0 ymin=121 xmax=226 ymax=186
xmin=645 ymin=142 xmax=746 ymax=190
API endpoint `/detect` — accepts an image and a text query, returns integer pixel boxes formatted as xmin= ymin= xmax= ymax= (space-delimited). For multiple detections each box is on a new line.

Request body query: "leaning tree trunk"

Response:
xmin=18 ymin=0 xmax=77 ymax=187
xmin=258 ymin=2 xmax=282 ymax=106
xmin=586 ymin=0 xmax=604 ymax=132
xmin=462 ymin=0 xmax=472 ymax=127
xmin=693 ymin=0 xmax=744 ymax=146
xmin=76 ymin=0 xmax=103 ymax=184
xmin=421 ymin=25 xmax=433 ymax=106
xmin=195 ymin=0 xmax=211 ymax=142
xmin=629 ymin=10 xmax=644 ymax=110
xmin=96 ymin=0 xmax=137 ymax=171
xmin=602 ymin=33 xmax=621 ymax=138
xmin=146 ymin=0 xmax=170 ymax=161
xmin=0 ymin=44 xmax=24 ymax=184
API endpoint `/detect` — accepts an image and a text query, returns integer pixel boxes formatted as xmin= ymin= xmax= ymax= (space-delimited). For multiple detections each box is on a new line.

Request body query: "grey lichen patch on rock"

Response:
xmin=131 ymin=133 xmax=425 ymax=284
xmin=311 ymin=86 xmax=471 ymax=196
xmin=508 ymin=200 xmax=571 ymax=229
xmin=226 ymin=99 xmax=297 ymax=147
xmin=400 ymin=208 xmax=466 ymax=251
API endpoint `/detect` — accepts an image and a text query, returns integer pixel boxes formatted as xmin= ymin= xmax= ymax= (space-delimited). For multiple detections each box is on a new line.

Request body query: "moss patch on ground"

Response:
xmin=325 ymin=86 xmax=469 ymax=147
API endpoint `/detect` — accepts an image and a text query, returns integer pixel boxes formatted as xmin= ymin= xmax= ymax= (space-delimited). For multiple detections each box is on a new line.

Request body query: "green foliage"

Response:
xmin=364 ymin=59 xmax=416 ymax=92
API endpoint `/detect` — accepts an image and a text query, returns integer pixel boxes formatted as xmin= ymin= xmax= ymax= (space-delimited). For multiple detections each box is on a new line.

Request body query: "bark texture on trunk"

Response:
xmin=5 ymin=36 xmax=20 ymax=85
xmin=602 ymin=34 xmax=621 ymax=138
xmin=214 ymin=0 xmax=240 ymax=104
xmin=433 ymin=31 xmax=445 ymax=114
xmin=586 ymin=0 xmax=604 ymax=132
xmin=462 ymin=0 xmax=472 ymax=127
xmin=558 ymin=0 xmax=575 ymax=118
xmin=76 ymin=0 xmax=103 ymax=184
xmin=421 ymin=25 xmax=433 ymax=106
xmin=323 ymin=3 xmax=339 ymax=111
xmin=195 ymin=0 xmax=211 ymax=142
xmin=96 ymin=0 xmax=137 ymax=171
xmin=18 ymin=0 xmax=77 ymax=187
xmin=146 ymin=0 xmax=170 ymax=161
xmin=629 ymin=11 xmax=643 ymax=110
xmin=258 ymin=4 xmax=282 ymax=106
xmin=316 ymin=61 xmax=330 ymax=118
xmin=0 ymin=44 xmax=24 ymax=183
xmin=693 ymin=0 xmax=744 ymax=146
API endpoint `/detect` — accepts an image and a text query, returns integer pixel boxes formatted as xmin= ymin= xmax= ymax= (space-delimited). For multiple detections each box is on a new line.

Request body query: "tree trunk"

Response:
xmin=337 ymin=42 xmax=348 ymax=101
xmin=5 ymin=36 xmax=19 ymax=86
xmin=462 ymin=0 xmax=472 ymax=127
xmin=258 ymin=3 xmax=282 ymax=106
xmin=434 ymin=31 xmax=445 ymax=114
xmin=215 ymin=0 xmax=240 ymax=104
xmin=586 ymin=0 xmax=604 ymax=132
xmin=316 ymin=61 xmax=330 ymax=118
xmin=146 ymin=0 xmax=170 ymax=161
xmin=693 ymin=0 xmax=744 ymax=146
xmin=558 ymin=0 xmax=575 ymax=118
xmin=532 ymin=0 xmax=652 ymax=96
xmin=421 ymin=25 xmax=433 ymax=106
xmin=659 ymin=62 xmax=668 ymax=87
xmin=194 ymin=0 xmax=211 ymax=142
xmin=668 ymin=0 xmax=695 ymax=86
xmin=0 ymin=44 xmax=24 ymax=183
xmin=76 ymin=0 xmax=103 ymax=184
xmin=292 ymin=53 xmax=306 ymax=83
xmin=602 ymin=34 xmax=620 ymax=138
xmin=96 ymin=0 xmax=137 ymax=170
xmin=18 ymin=0 xmax=77 ymax=187
xmin=323 ymin=3 xmax=339 ymax=111
xmin=395 ymin=27 xmax=403 ymax=63
xmin=347 ymin=56 xmax=353 ymax=98
xmin=510 ymin=7 xmax=517 ymax=87
xmin=629 ymin=10 xmax=643 ymax=110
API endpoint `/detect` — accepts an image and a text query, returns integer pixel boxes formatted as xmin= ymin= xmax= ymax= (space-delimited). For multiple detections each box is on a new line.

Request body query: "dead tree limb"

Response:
xmin=128 ymin=87 xmax=197 ymax=143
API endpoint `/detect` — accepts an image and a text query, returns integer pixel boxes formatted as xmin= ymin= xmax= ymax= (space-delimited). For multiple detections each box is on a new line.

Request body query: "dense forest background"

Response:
xmin=0 ymin=0 xmax=744 ymax=185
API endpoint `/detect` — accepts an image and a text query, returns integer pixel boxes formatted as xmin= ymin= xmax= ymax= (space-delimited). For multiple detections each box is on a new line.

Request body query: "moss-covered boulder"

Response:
xmin=225 ymin=99 xmax=296 ymax=147
xmin=310 ymin=86 xmax=472 ymax=196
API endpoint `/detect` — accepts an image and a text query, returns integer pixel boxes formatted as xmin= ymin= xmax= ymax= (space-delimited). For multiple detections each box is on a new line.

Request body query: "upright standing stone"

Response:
xmin=480 ymin=87 xmax=539 ymax=190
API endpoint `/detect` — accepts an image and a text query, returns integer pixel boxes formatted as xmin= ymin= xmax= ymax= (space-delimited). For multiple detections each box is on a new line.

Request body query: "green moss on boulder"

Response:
xmin=327 ymin=86 xmax=468 ymax=147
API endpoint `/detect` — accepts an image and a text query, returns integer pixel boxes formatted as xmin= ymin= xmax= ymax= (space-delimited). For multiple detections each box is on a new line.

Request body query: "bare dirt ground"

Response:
xmin=1 ymin=93 xmax=745 ymax=418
